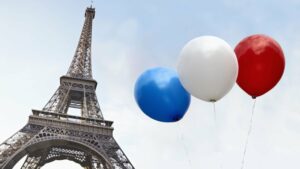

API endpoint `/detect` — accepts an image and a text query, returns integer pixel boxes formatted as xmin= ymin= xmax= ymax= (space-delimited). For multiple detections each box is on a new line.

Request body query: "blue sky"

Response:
xmin=1 ymin=0 xmax=300 ymax=169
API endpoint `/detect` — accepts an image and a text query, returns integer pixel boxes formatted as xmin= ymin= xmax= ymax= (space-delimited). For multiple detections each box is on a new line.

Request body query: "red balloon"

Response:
xmin=235 ymin=34 xmax=285 ymax=98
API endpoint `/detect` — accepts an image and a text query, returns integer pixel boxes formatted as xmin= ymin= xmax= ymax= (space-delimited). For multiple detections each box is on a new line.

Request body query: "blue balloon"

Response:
xmin=134 ymin=67 xmax=191 ymax=122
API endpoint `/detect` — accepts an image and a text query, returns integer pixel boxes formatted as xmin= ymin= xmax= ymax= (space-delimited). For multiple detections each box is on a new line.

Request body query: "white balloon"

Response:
xmin=177 ymin=36 xmax=238 ymax=102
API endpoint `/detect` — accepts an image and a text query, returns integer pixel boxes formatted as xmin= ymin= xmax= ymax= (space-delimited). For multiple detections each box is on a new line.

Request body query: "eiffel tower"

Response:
xmin=0 ymin=7 xmax=134 ymax=169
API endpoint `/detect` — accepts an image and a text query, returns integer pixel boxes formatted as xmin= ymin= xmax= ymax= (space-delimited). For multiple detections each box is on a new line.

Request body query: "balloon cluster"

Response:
xmin=134 ymin=34 xmax=285 ymax=122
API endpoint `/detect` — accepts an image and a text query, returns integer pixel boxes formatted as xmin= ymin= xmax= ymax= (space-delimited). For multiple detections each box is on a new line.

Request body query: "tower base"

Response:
xmin=0 ymin=110 xmax=134 ymax=169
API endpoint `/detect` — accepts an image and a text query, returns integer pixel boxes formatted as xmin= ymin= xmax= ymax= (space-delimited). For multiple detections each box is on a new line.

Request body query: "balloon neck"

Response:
xmin=252 ymin=96 xmax=257 ymax=99
xmin=209 ymin=99 xmax=216 ymax=103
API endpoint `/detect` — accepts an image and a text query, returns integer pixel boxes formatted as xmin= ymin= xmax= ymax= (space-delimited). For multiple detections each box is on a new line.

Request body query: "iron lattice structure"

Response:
xmin=0 ymin=7 xmax=134 ymax=169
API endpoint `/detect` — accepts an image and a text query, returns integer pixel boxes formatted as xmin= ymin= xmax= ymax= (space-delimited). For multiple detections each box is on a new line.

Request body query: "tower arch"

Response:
xmin=5 ymin=139 xmax=113 ymax=169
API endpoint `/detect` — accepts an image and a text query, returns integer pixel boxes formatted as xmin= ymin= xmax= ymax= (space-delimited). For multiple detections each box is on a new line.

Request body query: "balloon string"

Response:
xmin=178 ymin=122 xmax=193 ymax=169
xmin=240 ymin=99 xmax=257 ymax=169
xmin=213 ymin=103 xmax=223 ymax=169
xmin=213 ymin=102 xmax=216 ymax=125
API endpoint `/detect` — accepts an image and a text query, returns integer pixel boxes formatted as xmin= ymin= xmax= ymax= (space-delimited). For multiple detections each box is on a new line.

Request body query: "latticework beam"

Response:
xmin=67 ymin=8 xmax=95 ymax=79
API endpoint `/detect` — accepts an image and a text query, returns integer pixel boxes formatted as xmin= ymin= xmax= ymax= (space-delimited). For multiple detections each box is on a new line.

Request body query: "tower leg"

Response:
xmin=21 ymin=155 xmax=42 ymax=169
xmin=0 ymin=124 xmax=44 ymax=168
xmin=90 ymin=156 xmax=109 ymax=169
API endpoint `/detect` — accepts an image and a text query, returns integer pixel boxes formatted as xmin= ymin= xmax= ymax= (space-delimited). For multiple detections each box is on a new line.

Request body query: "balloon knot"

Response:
xmin=209 ymin=99 xmax=216 ymax=103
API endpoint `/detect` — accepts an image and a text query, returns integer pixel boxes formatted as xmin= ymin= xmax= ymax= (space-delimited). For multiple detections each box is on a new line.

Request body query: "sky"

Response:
xmin=0 ymin=0 xmax=300 ymax=168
